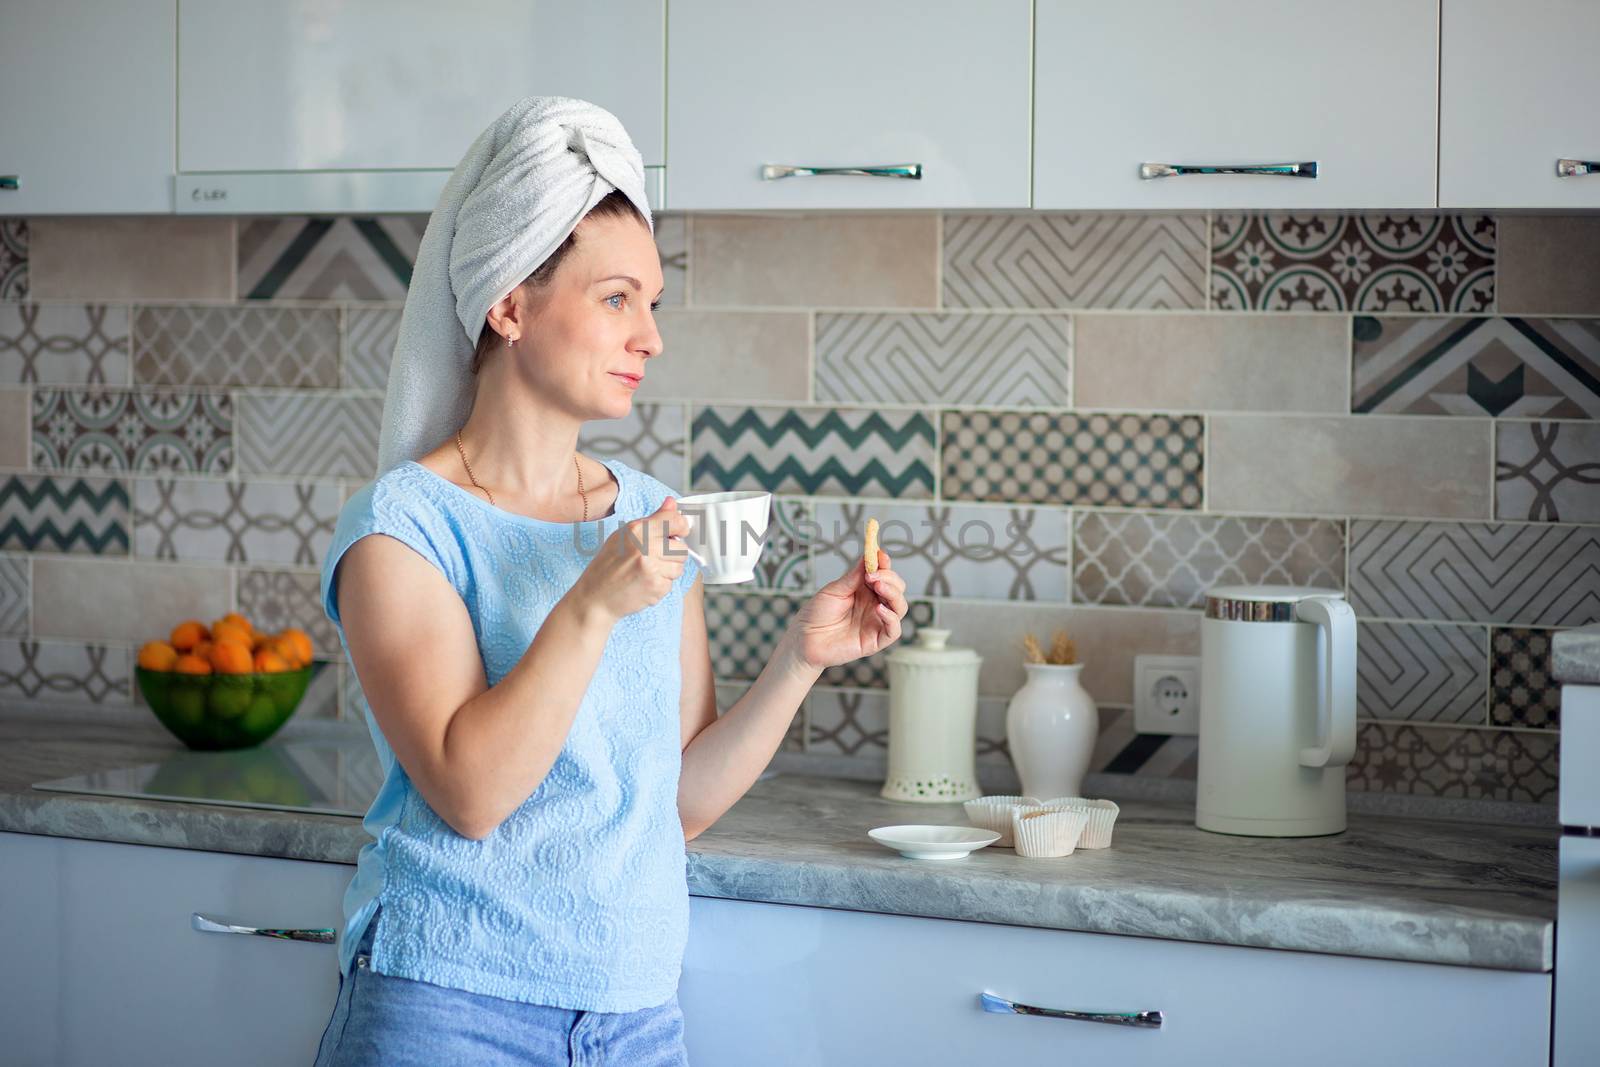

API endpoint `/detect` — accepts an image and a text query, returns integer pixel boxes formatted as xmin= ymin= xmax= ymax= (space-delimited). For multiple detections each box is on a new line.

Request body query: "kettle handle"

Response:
xmin=1293 ymin=596 xmax=1356 ymax=768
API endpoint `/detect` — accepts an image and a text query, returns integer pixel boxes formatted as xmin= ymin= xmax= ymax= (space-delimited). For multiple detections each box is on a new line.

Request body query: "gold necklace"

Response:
xmin=455 ymin=429 xmax=587 ymax=521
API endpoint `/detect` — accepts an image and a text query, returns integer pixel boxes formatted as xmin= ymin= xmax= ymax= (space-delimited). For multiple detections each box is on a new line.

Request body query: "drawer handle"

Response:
xmin=192 ymin=912 xmax=335 ymax=945
xmin=1140 ymin=161 xmax=1317 ymax=180
xmin=0 ymin=176 xmax=17 ymax=191
xmin=1557 ymin=159 xmax=1599 ymax=178
xmin=760 ymin=163 xmax=922 ymax=181
xmin=980 ymin=991 xmax=1163 ymax=1029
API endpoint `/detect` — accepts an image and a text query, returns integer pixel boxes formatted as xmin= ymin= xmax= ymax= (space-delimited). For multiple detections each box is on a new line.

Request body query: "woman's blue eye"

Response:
xmin=606 ymin=293 xmax=625 ymax=309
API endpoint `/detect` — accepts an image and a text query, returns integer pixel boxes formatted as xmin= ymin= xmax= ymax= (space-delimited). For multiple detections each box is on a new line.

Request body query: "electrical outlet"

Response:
xmin=1133 ymin=655 xmax=1201 ymax=735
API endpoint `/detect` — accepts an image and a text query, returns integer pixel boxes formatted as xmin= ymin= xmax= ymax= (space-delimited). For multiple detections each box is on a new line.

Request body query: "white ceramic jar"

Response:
xmin=1005 ymin=663 xmax=1100 ymax=801
xmin=882 ymin=628 xmax=982 ymax=803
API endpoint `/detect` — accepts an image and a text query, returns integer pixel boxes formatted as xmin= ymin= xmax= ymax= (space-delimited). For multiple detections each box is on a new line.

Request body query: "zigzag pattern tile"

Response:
xmin=1356 ymin=622 xmax=1488 ymax=723
xmin=1074 ymin=513 xmax=1344 ymax=609
xmin=1349 ymin=520 xmax=1600 ymax=627
xmin=0 ymin=475 xmax=129 ymax=555
xmin=0 ymin=303 xmax=129 ymax=384
xmin=32 ymin=389 xmax=232 ymax=473
xmin=133 ymin=306 xmax=339 ymax=388
xmin=237 ymin=393 xmax=382 ymax=478
xmin=691 ymin=406 xmax=936 ymax=498
xmin=1353 ymin=316 xmax=1600 ymax=417
xmin=237 ymin=217 xmax=424 ymax=301
xmin=943 ymin=214 xmax=1207 ymax=309
xmin=0 ymin=556 xmax=26 ymax=635
xmin=814 ymin=313 xmax=1071 ymax=406
xmin=344 ymin=307 xmax=402 ymax=391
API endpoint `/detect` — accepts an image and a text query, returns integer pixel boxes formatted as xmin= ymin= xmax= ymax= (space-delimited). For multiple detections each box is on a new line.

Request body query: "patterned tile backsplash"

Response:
xmin=2 ymin=209 xmax=1595 ymax=811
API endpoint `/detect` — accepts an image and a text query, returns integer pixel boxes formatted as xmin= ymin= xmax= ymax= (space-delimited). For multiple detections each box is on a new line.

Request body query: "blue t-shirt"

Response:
xmin=319 ymin=457 xmax=700 ymax=1012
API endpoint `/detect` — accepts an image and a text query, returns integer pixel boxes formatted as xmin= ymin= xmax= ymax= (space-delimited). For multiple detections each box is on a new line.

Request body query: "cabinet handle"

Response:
xmin=980 ymin=991 xmax=1162 ymax=1029
xmin=760 ymin=163 xmax=922 ymax=181
xmin=191 ymin=912 xmax=334 ymax=945
xmin=0 ymin=176 xmax=18 ymax=191
xmin=1140 ymin=161 xmax=1317 ymax=180
xmin=1557 ymin=159 xmax=1599 ymax=178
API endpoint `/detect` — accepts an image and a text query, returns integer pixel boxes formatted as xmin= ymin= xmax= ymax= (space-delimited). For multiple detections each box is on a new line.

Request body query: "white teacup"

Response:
xmin=676 ymin=491 xmax=771 ymax=585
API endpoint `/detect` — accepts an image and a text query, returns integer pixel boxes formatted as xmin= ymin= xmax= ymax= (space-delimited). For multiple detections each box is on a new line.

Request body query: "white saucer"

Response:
xmin=868 ymin=825 xmax=1001 ymax=860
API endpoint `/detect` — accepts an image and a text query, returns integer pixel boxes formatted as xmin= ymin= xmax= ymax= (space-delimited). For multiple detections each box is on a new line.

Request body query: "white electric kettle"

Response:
xmin=1196 ymin=585 xmax=1356 ymax=837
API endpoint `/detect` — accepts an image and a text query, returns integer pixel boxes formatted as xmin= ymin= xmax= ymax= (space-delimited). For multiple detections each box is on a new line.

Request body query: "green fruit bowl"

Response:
xmin=135 ymin=666 xmax=313 ymax=751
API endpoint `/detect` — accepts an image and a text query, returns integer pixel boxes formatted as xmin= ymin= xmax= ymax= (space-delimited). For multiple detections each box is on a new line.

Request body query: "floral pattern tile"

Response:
xmin=132 ymin=305 xmax=339 ymax=388
xmin=1349 ymin=520 xmax=1600 ymax=627
xmin=1356 ymin=622 xmax=1488 ymax=724
xmin=814 ymin=312 xmax=1072 ymax=407
xmin=237 ymin=216 xmax=425 ymax=301
xmin=1212 ymin=215 xmax=1495 ymax=312
xmin=235 ymin=568 xmax=339 ymax=658
xmin=943 ymin=213 xmax=1208 ymax=310
xmin=0 ymin=221 xmax=27 ymax=300
xmin=1074 ymin=513 xmax=1344 ymax=609
xmin=942 ymin=410 xmax=1204 ymax=509
xmin=691 ymin=406 xmax=937 ymax=499
xmin=132 ymin=477 xmax=340 ymax=565
xmin=0 ymin=475 xmax=129 ymax=555
xmin=1345 ymin=721 xmax=1557 ymax=804
xmin=1496 ymin=421 xmax=1600 ymax=523
xmin=1490 ymin=628 xmax=1561 ymax=729
xmin=236 ymin=392 xmax=382 ymax=478
xmin=32 ymin=389 xmax=231 ymax=472
xmin=0 ymin=556 xmax=27 ymax=635
xmin=578 ymin=402 xmax=690 ymax=493
xmin=1352 ymin=316 xmax=1600 ymax=417
xmin=343 ymin=306 xmax=402 ymax=391
xmin=0 ymin=638 xmax=131 ymax=705
xmin=811 ymin=501 xmax=1070 ymax=601
xmin=0 ymin=303 xmax=129 ymax=384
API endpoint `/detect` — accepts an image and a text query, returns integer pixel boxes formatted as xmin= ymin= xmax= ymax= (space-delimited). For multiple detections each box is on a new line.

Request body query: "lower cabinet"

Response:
xmin=680 ymin=896 xmax=1553 ymax=1067
xmin=0 ymin=831 xmax=349 ymax=1067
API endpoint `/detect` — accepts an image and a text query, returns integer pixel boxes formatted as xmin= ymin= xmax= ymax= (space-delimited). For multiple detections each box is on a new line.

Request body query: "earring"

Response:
xmin=505 ymin=333 xmax=515 ymax=348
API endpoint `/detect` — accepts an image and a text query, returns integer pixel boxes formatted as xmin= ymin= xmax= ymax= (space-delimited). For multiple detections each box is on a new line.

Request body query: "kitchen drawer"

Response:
xmin=680 ymin=896 xmax=1550 ymax=1066
xmin=0 ymin=831 xmax=351 ymax=1067
xmin=1034 ymin=0 xmax=1438 ymax=209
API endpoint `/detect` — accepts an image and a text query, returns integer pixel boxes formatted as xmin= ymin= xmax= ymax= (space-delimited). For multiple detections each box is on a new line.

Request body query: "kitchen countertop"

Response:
xmin=1554 ymin=623 xmax=1600 ymax=686
xmin=0 ymin=708 xmax=1557 ymax=973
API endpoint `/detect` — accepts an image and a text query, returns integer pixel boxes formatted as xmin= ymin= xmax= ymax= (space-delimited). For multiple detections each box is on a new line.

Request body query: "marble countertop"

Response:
xmin=0 ymin=708 xmax=1557 ymax=973
xmin=1554 ymin=623 xmax=1600 ymax=686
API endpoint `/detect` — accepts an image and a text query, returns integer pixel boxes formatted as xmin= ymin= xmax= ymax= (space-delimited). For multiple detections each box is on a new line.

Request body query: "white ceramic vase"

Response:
xmin=1005 ymin=663 xmax=1100 ymax=801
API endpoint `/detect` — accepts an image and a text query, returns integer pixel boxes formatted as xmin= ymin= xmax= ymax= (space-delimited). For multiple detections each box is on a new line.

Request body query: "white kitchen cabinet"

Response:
xmin=0 ymin=0 xmax=175 ymax=215
xmin=680 ymin=896 xmax=1551 ymax=1067
xmin=665 ymin=0 xmax=1032 ymax=210
xmin=1441 ymin=0 xmax=1600 ymax=208
xmin=176 ymin=0 xmax=664 ymax=214
xmin=1033 ymin=0 xmax=1438 ymax=209
xmin=0 ymin=832 xmax=349 ymax=1067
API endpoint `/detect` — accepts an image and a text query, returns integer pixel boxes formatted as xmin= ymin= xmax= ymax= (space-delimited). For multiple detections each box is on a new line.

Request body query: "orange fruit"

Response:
xmin=174 ymin=654 xmax=213 ymax=675
xmin=253 ymin=648 xmax=293 ymax=673
xmin=220 ymin=612 xmax=254 ymax=637
xmin=209 ymin=640 xmax=255 ymax=674
xmin=137 ymin=640 xmax=179 ymax=672
xmin=192 ymin=640 xmax=214 ymax=661
xmin=210 ymin=621 xmax=252 ymax=648
xmin=170 ymin=620 xmax=208 ymax=652
xmin=279 ymin=628 xmax=314 ymax=667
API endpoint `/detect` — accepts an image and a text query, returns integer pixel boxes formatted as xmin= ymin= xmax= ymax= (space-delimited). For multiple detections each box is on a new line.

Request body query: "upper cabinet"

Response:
xmin=1440 ymin=0 xmax=1600 ymax=208
xmin=1034 ymin=0 xmax=1438 ymax=210
xmin=665 ymin=0 xmax=1032 ymax=210
xmin=176 ymin=0 xmax=664 ymax=214
xmin=0 ymin=0 xmax=176 ymax=216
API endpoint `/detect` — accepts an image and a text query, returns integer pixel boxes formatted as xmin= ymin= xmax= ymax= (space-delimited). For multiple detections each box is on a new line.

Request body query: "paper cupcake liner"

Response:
xmin=963 ymin=795 xmax=1042 ymax=847
xmin=1039 ymin=797 xmax=1120 ymax=849
xmin=1011 ymin=808 xmax=1088 ymax=858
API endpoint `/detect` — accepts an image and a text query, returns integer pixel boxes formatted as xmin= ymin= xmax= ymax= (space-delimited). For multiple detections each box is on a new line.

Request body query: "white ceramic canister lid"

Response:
xmin=886 ymin=627 xmax=981 ymax=667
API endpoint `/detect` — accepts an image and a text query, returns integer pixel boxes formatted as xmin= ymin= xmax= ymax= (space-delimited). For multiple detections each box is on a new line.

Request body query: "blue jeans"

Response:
xmin=313 ymin=912 xmax=689 ymax=1066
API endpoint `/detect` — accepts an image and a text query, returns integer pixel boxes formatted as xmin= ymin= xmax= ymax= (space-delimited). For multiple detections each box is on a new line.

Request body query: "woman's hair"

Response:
xmin=470 ymin=189 xmax=649 ymax=374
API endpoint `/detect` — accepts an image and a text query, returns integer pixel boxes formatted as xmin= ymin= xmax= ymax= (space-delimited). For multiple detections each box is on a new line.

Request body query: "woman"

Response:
xmin=312 ymin=98 xmax=908 ymax=1065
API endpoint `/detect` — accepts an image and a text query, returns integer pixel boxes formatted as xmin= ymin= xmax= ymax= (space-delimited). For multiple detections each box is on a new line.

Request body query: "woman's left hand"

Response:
xmin=789 ymin=550 xmax=910 ymax=672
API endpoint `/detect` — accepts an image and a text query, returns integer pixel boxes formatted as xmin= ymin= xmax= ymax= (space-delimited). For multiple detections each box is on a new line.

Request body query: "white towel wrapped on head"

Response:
xmin=376 ymin=96 xmax=654 ymax=475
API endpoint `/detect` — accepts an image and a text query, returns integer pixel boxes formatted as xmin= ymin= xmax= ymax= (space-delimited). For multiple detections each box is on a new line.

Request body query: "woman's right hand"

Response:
xmin=573 ymin=497 xmax=695 ymax=623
